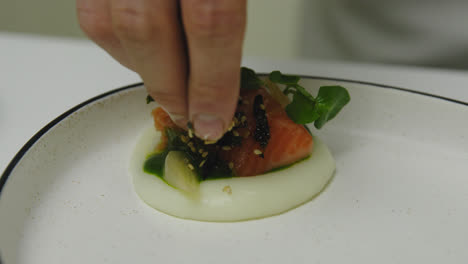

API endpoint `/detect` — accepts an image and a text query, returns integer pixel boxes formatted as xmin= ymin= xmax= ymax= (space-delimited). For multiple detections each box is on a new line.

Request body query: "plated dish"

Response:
xmin=1 ymin=76 xmax=467 ymax=264
xmin=131 ymin=68 xmax=349 ymax=221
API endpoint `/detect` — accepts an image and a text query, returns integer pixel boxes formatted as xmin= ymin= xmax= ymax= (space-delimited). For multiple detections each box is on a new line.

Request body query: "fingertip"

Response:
xmin=192 ymin=113 xmax=225 ymax=141
xmin=169 ymin=113 xmax=188 ymax=129
xmin=188 ymin=79 xmax=240 ymax=140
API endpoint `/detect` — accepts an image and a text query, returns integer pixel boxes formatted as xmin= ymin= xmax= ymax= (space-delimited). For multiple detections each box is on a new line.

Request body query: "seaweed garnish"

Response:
xmin=253 ymin=94 xmax=270 ymax=149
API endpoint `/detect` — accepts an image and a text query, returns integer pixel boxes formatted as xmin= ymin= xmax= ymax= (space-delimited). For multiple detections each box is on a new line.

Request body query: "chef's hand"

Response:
xmin=77 ymin=0 xmax=246 ymax=140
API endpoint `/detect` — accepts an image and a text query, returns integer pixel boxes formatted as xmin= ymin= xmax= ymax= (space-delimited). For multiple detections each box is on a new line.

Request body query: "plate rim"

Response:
xmin=1 ymin=75 xmax=467 ymax=195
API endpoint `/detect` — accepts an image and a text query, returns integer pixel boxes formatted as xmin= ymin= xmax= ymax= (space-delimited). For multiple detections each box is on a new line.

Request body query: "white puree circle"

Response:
xmin=130 ymin=124 xmax=336 ymax=222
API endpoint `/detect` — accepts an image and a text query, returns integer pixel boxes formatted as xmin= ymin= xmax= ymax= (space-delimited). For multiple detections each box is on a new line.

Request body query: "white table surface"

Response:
xmin=1 ymin=32 xmax=468 ymax=173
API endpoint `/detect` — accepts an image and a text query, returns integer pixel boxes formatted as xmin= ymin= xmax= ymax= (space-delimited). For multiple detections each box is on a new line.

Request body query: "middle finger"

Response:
xmin=110 ymin=0 xmax=189 ymax=126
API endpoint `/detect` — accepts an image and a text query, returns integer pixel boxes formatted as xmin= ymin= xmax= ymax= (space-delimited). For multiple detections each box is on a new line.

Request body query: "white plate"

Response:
xmin=1 ymin=77 xmax=467 ymax=264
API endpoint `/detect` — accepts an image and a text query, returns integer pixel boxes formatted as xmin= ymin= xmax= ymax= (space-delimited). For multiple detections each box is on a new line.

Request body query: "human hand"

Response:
xmin=77 ymin=0 xmax=246 ymax=140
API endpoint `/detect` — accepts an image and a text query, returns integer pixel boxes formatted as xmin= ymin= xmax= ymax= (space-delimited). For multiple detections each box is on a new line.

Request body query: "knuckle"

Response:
xmin=150 ymin=90 xmax=185 ymax=109
xmin=111 ymin=6 xmax=160 ymax=43
xmin=186 ymin=0 xmax=245 ymax=39
xmin=191 ymin=81 xmax=236 ymax=103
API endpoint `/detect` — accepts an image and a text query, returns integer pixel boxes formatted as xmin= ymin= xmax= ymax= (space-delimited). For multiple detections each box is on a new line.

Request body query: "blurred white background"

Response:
xmin=1 ymin=0 xmax=468 ymax=69
xmin=0 ymin=0 xmax=309 ymax=59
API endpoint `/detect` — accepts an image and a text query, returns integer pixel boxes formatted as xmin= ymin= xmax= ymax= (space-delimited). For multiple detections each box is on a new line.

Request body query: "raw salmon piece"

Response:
xmin=151 ymin=107 xmax=176 ymax=151
xmin=151 ymin=88 xmax=314 ymax=176
xmin=221 ymin=89 xmax=313 ymax=176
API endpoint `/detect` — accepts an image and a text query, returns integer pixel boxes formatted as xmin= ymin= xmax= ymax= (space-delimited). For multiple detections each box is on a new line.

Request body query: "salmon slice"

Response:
xmin=151 ymin=107 xmax=176 ymax=151
xmin=151 ymin=88 xmax=313 ymax=176
xmin=220 ymin=89 xmax=313 ymax=176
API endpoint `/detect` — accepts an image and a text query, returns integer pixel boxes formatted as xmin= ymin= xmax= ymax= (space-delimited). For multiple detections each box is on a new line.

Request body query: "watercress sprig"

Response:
xmin=269 ymin=70 xmax=350 ymax=128
xmin=241 ymin=67 xmax=264 ymax=90
xmin=240 ymin=67 xmax=349 ymax=129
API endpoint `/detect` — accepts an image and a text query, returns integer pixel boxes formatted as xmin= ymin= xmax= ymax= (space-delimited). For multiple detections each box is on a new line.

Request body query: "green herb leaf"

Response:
xmin=165 ymin=128 xmax=182 ymax=147
xmin=313 ymin=86 xmax=350 ymax=129
xmin=146 ymin=95 xmax=154 ymax=104
xmin=285 ymin=92 xmax=320 ymax=124
xmin=241 ymin=67 xmax=263 ymax=90
xmin=268 ymin=69 xmax=350 ymax=128
xmin=292 ymin=84 xmax=316 ymax=101
xmin=269 ymin=71 xmax=300 ymax=85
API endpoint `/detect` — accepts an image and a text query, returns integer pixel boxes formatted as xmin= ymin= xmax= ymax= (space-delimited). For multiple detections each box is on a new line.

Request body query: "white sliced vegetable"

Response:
xmin=164 ymin=151 xmax=199 ymax=193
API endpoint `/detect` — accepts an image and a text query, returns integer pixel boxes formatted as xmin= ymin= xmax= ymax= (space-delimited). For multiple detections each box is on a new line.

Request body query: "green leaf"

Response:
xmin=285 ymin=92 xmax=320 ymax=124
xmin=292 ymin=84 xmax=316 ymax=102
xmin=269 ymin=71 xmax=300 ymax=85
xmin=241 ymin=67 xmax=263 ymax=90
xmin=146 ymin=95 xmax=154 ymax=104
xmin=165 ymin=127 xmax=181 ymax=146
xmin=313 ymin=86 xmax=350 ymax=129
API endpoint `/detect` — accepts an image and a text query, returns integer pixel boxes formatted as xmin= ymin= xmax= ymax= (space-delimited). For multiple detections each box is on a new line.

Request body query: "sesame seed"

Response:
xmin=198 ymin=148 xmax=204 ymax=154
xmin=202 ymin=152 xmax=209 ymax=158
xmin=222 ymin=146 xmax=232 ymax=151
xmin=187 ymin=142 xmax=194 ymax=148
xmin=204 ymin=140 xmax=217 ymax=145
xmin=188 ymin=129 xmax=194 ymax=138
xmin=232 ymin=130 xmax=239 ymax=137
xmin=253 ymin=149 xmax=263 ymax=155
xmin=260 ymin=104 xmax=265 ymax=110
xmin=199 ymin=160 xmax=206 ymax=168
xmin=223 ymin=185 xmax=232 ymax=195
xmin=180 ymin=135 xmax=188 ymax=143
xmin=233 ymin=117 xmax=239 ymax=125
xmin=187 ymin=164 xmax=194 ymax=170
xmin=228 ymin=162 xmax=234 ymax=169
xmin=190 ymin=147 xmax=197 ymax=152
xmin=227 ymin=121 xmax=235 ymax=131
xmin=241 ymin=116 xmax=247 ymax=122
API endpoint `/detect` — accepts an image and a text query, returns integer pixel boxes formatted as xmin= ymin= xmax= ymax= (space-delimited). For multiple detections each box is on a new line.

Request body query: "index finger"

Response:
xmin=181 ymin=0 xmax=246 ymax=140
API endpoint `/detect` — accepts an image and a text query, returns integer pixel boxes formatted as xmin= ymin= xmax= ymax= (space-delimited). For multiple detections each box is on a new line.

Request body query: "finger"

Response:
xmin=110 ymin=0 xmax=188 ymax=127
xmin=181 ymin=0 xmax=246 ymax=140
xmin=76 ymin=0 xmax=132 ymax=69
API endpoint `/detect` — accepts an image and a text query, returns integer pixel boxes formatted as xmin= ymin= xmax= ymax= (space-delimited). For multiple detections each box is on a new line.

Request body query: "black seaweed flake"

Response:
xmin=253 ymin=95 xmax=270 ymax=149
xmin=146 ymin=95 xmax=154 ymax=104
xmin=187 ymin=121 xmax=194 ymax=130
xmin=217 ymin=131 xmax=243 ymax=147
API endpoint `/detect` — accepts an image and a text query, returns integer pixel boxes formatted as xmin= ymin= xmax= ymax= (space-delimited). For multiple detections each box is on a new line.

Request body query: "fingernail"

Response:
xmin=193 ymin=114 xmax=225 ymax=141
xmin=168 ymin=113 xmax=187 ymax=128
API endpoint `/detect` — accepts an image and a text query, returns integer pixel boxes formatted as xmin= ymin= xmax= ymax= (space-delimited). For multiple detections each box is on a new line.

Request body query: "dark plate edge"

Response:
xmin=294 ymin=74 xmax=468 ymax=107
xmin=0 ymin=82 xmax=144 ymax=195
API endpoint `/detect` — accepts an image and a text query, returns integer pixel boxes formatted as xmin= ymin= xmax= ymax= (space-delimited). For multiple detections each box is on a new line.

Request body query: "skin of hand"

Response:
xmin=77 ymin=0 xmax=246 ymax=140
